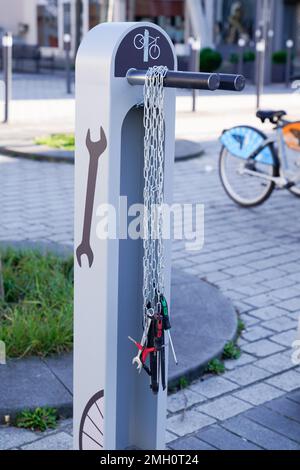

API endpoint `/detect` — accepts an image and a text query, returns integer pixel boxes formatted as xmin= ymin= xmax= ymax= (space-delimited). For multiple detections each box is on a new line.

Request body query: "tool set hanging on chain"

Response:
xmin=129 ymin=294 xmax=175 ymax=394
xmin=128 ymin=66 xmax=177 ymax=394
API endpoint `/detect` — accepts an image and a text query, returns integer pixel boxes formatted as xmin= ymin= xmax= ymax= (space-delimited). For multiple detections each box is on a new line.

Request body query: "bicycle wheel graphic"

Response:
xmin=149 ymin=44 xmax=160 ymax=60
xmin=133 ymin=34 xmax=144 ymax=50
xmin=79 ymin=390 xmax=104 ymax=450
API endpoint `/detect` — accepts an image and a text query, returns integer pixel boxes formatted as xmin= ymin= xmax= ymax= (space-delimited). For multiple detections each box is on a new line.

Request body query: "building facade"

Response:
xmin=0 ymin=0 xmax=299 ymax=69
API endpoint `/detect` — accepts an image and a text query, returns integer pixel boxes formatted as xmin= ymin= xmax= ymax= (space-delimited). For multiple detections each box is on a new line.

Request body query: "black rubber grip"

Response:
xmin=218 ymin=74 xmax=246 ymax=92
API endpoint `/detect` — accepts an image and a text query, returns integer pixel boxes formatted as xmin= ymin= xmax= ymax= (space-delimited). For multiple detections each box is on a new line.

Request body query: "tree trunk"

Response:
xmin=186 ymin=0 xmax=214 ymax=49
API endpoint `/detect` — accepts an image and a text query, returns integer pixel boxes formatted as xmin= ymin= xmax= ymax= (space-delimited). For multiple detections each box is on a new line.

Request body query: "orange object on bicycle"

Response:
xmin=283 ymin=122 xmax=300 ymax=151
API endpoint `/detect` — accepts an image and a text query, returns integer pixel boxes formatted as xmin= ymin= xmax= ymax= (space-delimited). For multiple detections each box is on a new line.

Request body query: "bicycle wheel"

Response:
xmin=79 ymin=390 xmax=104 ymax=450
xmin=149 ymin=44 xmax=160 ymax=60
xmin=286 ymin=153 xmax=300 ymax=198
xmin=289 ymin=185 xmax=300 ymax=197
xmin=133 ymin=34 xmax=144 ymax=50
xmin=219 ymin=126 xmax=278 ymax=208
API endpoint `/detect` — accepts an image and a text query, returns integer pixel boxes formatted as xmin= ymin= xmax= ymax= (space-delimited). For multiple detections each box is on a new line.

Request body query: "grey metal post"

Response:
xmin=256 ymin=0 xmax=275 ymax=86
xmin=188 ymin=37 xmax=201 ymax=113
xmin=255 ymin=28 xmax=265 ymax=110
xmin=74 ymin=22 xmax=177 ymax=451
xmin=192 ymin=49 xmax=197 ymax=113
xmin=286 ymin=40 xmax=294 ymax=88
xmin=2 ymin=32 xmax=13 ymax=124
xmin=64 ymin=34 xmax=72 ymax=95
xmin=238 ymin=38 xmax=246 ymax=76
xmin=74 ymin=21 xmax=245 ymax=451
xmin=75 ymin=0 xmax=82 ymax=54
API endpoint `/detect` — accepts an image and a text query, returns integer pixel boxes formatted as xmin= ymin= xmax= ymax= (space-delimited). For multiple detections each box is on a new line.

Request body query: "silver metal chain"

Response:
xmin=143 ymin=65 xmax=168 ymax=322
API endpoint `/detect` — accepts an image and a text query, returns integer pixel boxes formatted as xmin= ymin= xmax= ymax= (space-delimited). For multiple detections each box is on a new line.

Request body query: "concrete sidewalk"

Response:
xmin=169 ymin=388 xmax=300 ymax=450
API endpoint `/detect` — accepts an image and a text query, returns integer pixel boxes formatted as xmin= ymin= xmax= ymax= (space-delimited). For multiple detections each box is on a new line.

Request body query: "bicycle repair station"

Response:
xmin=74 ymin=22 xmax=245 ymax=451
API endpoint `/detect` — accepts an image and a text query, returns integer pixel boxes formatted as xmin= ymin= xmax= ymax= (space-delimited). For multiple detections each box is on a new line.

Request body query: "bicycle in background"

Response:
xmin=219 ymin=110 xmax=300 ymax=207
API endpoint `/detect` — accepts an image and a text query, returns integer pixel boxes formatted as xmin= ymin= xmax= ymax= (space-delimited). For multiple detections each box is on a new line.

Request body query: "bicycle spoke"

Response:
xmin=82 ymin=430 xmax=103 ymax=448
xmin=95 ymin=400 xmax=104 ymax=419
xmin=87 ymin=412 xmax=104 ymax=436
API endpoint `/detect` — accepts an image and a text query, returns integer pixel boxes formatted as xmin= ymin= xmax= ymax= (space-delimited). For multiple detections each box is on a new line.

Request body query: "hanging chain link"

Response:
xmin=143 ymin=65 xmax=168 ymax=324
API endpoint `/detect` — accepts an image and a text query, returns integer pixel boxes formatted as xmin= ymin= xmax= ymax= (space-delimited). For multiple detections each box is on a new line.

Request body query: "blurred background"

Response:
xmin=0 ymin=0 xmax=299 ymax=81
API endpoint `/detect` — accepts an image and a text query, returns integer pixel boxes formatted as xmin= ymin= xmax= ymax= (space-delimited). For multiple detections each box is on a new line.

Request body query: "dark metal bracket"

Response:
xmin=127 ymin=69 xmax=246 ymax=92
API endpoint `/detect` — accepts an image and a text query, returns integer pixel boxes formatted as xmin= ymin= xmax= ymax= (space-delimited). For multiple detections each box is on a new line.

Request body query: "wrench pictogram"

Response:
xmin=76 ymin=127 xmax=107 ymax=268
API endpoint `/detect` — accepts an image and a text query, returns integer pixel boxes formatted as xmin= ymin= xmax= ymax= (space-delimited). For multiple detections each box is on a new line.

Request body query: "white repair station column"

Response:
xmin=74 ymin=22 xmax=177 ymax=450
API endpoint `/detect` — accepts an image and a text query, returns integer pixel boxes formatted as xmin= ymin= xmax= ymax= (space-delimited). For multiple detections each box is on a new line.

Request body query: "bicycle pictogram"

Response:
xmin=133 ymin=29 xmax=161 ymax=62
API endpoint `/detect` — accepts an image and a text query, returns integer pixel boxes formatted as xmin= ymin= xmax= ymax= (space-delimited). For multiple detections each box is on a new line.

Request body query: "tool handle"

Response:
xmin=163 ymin=315 xmax=171 ymax=331
xmin=160 ymin=295 xmax=172 ymax=330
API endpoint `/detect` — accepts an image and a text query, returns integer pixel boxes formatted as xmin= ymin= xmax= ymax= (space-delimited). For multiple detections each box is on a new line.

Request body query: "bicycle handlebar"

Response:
xmin=127 ymin=69 xmax=220 ymax=91
xmin=126 ymin=69 xmax=246 ymax=92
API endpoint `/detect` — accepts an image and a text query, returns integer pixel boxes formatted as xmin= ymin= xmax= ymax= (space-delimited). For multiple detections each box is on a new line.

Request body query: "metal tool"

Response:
xmin=128 ymin=336 xmax=156 ymax=376
xmin=168 ymin=331 xmax=178 ymax=366
xmin=149 ymin=319 xmax=159 ymax=394
xmin=160 ymin=338 xmax=166 ymax=391
xmin=130 ymin=315 xmax=152 ymax=372
xmin=160 ymin=294 xmax=178 ymax=366
xmin=76 ymin=127 xmax=107 ymax=268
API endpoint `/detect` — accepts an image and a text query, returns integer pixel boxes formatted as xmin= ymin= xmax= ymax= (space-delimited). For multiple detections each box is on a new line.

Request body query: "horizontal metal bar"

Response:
xmin=127 ymin=69 xmax=220 ymax=91
xmin=126 ymin=69 xmax=246 ymax=92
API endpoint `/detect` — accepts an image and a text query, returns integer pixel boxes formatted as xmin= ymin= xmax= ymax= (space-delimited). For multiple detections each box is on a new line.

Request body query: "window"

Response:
xmin=134 ymin=0 xmax=184 ymax=44
xmin=89 ymin=0 xmax=101 ymax=29
xmin=37 ymin=0 xmax=59 ymax=47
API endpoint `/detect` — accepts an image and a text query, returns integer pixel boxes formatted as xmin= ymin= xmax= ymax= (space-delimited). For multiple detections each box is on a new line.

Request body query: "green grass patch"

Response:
xmin=0 ymin=248 xmax=73 ymax=358
xmin=178 ymin=376 xmax=189 ymax=390
xmin=237 ymin=318 xmax=246 ymax=337
xmin=206 ymin=358 xmax=225 ymax=375
xmin=16 ymin=407 xmax=58 ymax=432
xmin=35 ymin=134 xmax=75 ymax=151
xmin=222 ymin=341 xmax=241 ymax=360
xmin=168 ymin=376 xmax=190 ymax=394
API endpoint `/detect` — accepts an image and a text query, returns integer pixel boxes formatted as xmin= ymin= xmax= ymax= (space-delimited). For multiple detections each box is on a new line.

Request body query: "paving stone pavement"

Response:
xmin=0 ymin=419 xmax=73 ymax=450
xmin=1 ymin=147 xmax=300 ymax=449
xmin=0 ymin=77 xmax=300 ymax=449
xmin=2 ymin=390 xmax=300 ymax=450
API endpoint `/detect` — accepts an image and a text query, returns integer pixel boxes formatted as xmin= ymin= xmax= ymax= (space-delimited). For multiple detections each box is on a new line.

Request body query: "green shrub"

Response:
xmin=223 ymin=341 xmax=241 ymax=360
xmin=231 ymin=50 xmax=256 ymax=64
xmin=200 ymin=48 xmax=222 ymax=72
xmin=272 ymin=50 xmax=287 ymax=65
xmin=206 ymin=358 xmax=225 ymax=375
xmin=230 ymin=53 xmax=239 ymax=65
xmin=178 ymin=376 xmax=189 ymax=390
xmin=237 ymin=318 xmax=246 ymax=336
xmin=17 ymin=407 xmax=58 ymax=432
xmin=243 ymin=50 xmax=256 ymax=62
